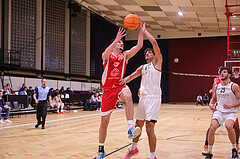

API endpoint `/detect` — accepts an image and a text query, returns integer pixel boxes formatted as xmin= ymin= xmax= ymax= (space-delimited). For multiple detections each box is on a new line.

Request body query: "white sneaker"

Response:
xmin=0 ymin=120 xmax=5 ymax=124
xmin=4 ymin=119 xmax=12 ymax=123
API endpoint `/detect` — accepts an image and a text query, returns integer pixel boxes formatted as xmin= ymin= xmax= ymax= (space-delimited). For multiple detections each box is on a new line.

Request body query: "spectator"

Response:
xmin=203 ymin=94 xmax=210 ymax=106
xmin=90 ymin=92 xmax=101 ymax=110
xmin=10 ymin=86 xmax=14 ymax=94
xmin=19 ymin=83 xmax=26 ymax=92
xmin=0 ymin=90 xmax=12 ymax=123
xmin=19 ymin=87 xmax=27 ymax=95
xmin=49 ymin=88 xmax=54 ymax=99
xmin=60 ymin=89 xmax=65 ymax=103
xmin=52 ymin=93 xmax=65 ymax=114
xmin=53 ymin=89 xmax=59 ymax=98
xmin=196 ymin=95 xmax=204 ymax=106
xmin=6 ymin=84 xmax=11 ymax=95
xmin=27 ymin=86 xmax=34 ymax=106
xmin=3 ymin=86 xmax=7 ymax=95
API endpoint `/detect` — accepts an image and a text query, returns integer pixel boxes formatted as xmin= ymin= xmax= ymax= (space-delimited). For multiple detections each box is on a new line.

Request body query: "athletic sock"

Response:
xmin=98 ymin=143 xmax=104 ymax=152
xmin=232 ymin=144 xmax=237 ymax=149
xmin=237 ymin=140 xmax=239 ymax=144
xmin=208 ymin=145 xmax=213 ymax=152
xmin=149 ymin=152 xmax=155 ymax=158
xmin=130 ymin=142 xmax=138 ymax=151
xmin=128 ymin=120 xmax=133 ymax=129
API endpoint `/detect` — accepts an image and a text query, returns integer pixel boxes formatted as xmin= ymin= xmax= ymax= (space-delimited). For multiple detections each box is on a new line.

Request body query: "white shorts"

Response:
xmin=135 ymin=96 xmax=161 ymax=122
xmin=212 ymin=110 xmax=237 ymax=125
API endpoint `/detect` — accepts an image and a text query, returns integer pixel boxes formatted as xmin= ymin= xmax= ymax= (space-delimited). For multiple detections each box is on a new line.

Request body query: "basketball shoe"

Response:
xmin=128 ymin=127 xmax=141 ymax=139
xmin=123 ymin=147 xmax=139 ymax=159
xmin=202 ymin=145 xmax=208 ymax=155
xmin=232 ymin=148 xmax=239 ymax=159
xmin=96 ymin=151 xmax=106 ymax=159
xmin=205 ymin=151 xmax=213 ymax=159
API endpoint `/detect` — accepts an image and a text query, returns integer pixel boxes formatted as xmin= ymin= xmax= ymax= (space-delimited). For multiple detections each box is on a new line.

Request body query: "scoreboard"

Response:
xmin=230 ymin=50 xmax=240 ymax=59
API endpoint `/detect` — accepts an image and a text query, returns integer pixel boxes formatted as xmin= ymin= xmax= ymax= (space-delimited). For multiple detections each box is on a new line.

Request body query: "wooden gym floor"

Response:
xmin=0 ymin=104 xmax=237 ymax=159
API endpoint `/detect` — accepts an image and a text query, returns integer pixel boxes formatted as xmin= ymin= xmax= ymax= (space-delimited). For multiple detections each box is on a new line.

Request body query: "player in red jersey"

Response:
xmin=96 ymin=24 xmax=144 ymax=159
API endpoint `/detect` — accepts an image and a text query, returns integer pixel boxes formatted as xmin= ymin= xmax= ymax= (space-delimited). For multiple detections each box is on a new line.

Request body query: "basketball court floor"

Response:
xmin=0 ymin=104 xmax=237 ymax=159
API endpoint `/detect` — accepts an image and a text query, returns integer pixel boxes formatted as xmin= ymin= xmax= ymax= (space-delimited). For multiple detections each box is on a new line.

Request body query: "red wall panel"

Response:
xmin=169 ymin=36 xmax=227 ymax=102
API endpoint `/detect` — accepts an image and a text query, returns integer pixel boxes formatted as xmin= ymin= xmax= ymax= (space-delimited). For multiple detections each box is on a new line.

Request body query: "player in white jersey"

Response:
xmin=119 ymin=24 xmax=162 ymax=159
xmin=205 ymin=67 xmax=240 ymax=159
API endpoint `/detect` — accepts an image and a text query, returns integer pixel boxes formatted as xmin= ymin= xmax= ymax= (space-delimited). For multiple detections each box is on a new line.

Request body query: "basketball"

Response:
xmin=124 ymin=14 xmax=140 ymax=30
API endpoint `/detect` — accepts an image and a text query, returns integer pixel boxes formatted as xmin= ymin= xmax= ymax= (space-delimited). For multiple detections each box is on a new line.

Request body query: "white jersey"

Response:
xmin=139 ymin=62 xmax=162 ymax=97
xmin=216 ymin=81 xmax=238 ymax=113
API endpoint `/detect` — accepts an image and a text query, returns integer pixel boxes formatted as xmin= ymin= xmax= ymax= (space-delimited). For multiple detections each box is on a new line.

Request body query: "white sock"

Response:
xmin=130 ymin=142 xmax=138 ymax=151
xmin=99 ymin=143 xmax=104 ymax=146
xmin=128 ymin=120 xmax=133 ymax=129
xmin=233 ymin=144 xmax=237 ymax=149
xmin=208 ymin=145 xmax=213 ymax=152
xmin=149 ymin=152 xmax=155 ymax=158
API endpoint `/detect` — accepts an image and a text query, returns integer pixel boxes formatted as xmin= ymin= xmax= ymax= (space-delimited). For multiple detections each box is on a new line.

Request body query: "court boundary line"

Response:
xmin=0 ymin=109 xmax=126 ymax=130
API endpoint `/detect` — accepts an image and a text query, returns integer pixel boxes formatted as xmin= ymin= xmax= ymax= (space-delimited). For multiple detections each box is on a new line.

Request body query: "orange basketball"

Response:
xmin=124 ymin=14 xmax=140 ymax=30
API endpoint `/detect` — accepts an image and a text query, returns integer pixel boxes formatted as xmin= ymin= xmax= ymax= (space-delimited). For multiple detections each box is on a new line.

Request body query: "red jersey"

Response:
xmin=102 ymin=52 xmax=127 ymax=89
xmin=214 ymin=77 xmax=221 ymax=85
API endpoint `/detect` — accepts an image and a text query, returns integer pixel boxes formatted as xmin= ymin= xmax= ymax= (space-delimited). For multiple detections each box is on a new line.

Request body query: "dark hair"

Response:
xmin=6 ymin=84 xmax=10 ymax=86
xmin=29 ymin=86 xmax=32 ymax=88
xmin=219 ymin=67 xmax=232 ymax=77
xmin=0 ymin=90 xmax=2 ymax=93
xmin=144 ymin=48 xmax=155 ymax=55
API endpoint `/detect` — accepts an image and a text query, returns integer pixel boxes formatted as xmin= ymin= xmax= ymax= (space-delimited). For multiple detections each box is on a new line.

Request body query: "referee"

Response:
xmin=33 ymin=78 xmax=53 ymax=129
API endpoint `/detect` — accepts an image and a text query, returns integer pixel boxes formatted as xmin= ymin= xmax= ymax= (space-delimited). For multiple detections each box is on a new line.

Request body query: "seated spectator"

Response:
xmin=0 ymin=90 xmax=12 ymax=123
xmin=27 ymin=86 xmax=34 ymax=107
xmin=19 ymin=87 xmax=27 ymax=95
xmin=60 ymin=89 xmax=65 ymax=103
xmin=53 ymin=89 xmax=59 ymax=98
xmin=90 ymin=92 xmax=101 ymax=110
xmin=19 ymin=83 xmax=26 ymax=92
xmin=10 ymin=86 xmax=14 ymax=94
xmin=52 ymin=93 xmax=65 ymax=114
xmin=203 ymin=94 xmax=210 ymax=106
xmin=3 ymin=86 xmax=7 ymax=95
xmin=6 ymin=84 xmax=11 ymax=95
xmin=196 ymin=95 xmax=204 ymax=106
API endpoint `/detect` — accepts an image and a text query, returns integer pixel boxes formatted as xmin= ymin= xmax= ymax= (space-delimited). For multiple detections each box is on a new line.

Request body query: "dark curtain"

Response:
xmin=90 ymin=13 xmax=118 ymax=79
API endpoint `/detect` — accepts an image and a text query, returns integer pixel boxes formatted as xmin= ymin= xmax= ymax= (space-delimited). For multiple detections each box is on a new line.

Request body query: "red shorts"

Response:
xmin=101 ymin=85 xmax=128 ymax=116
xmin=236 ymin=117 xmax=239 ymax=124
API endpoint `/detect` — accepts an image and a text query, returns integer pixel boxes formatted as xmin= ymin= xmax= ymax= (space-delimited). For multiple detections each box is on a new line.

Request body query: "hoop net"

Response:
xmin=224 ymin=60 xmax=240 ymax=79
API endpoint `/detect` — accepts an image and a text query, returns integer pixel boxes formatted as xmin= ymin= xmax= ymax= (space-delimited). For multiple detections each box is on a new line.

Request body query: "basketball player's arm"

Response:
xmin=224 ymin=84 xmax=240 ymax=109
xmin=143 ymin=27 xmax=162 ymax=67
xmin=209 ymin=84 xmax=217 ymax=111
xmin=119 ymin=65 xmax=143 ymax=85
xmin=102 ymin=27 xmax=126 ymax=62
xmin=125 ymin=23 xmax=144 ymax=60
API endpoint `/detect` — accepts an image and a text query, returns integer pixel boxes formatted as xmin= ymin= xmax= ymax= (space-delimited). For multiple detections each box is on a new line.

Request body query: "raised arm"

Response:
xmin=125 ymin=22 xmax=144 ymax=61
xmin=102 ymin=27 xmax=126 ymax=62
xmin=143 ymin=25 xmax=162 ymax=67
xmin=119 ymin=65 xmax=143 ymax=85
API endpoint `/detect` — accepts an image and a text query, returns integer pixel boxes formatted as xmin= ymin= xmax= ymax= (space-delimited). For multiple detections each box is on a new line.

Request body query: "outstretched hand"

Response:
xmin=116 ymin=27 xmax=126 ymax=42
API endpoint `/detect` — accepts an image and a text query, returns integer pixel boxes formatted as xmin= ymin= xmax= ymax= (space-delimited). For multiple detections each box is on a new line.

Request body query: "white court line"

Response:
xmin=0 ymin=109 xmax=126 ymax=130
